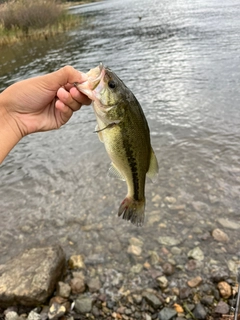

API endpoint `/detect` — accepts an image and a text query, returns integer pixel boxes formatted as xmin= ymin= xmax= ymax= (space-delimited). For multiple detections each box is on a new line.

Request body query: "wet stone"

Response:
xmin=87 ymin=277 xmax=101 ymax=292
xmin=130 ymin=264 xmax=143 ymax=274
xmin=5 ymin=311 xmax=20 ymax=320
xmin=68 ymin=255 xmax=86 ymax=270
xmin=211 ymin=269 xmax=229 ymax=282
xmin=164 ymin=196 xmax=177 ymax=204
xmin=56 ymin=282 xmax=71 ymax=298
xmin=187 ymin=276 xmax=202 ymax=288
xmin=162 ymin=263 xmax=175 ymax=276
xmin=142 ymin=292 xmax=162 ymax=309
xmin=0 ymin=246 xmax=65 ymax=307
xmin=132 ymin=294 xmax=142 ymax=304
xmin=212 ymin=228 xmax=229 ymax=242
xmin=201 ymin=295 xmax=214 ymax=306
xmin=158 ymin=236 xmax=181 ymax=246
xmin=129 ymin=237 xmax=144 ymax=247
xmin=217 ymin=218 xmax=240 ymax=230
xmin=150 ymin=251 xmax=160 ymax=265
xmin=193 ymin=303 xmax=207 ymax=320
xmin=48 ymin=303 xmax=66 ymax=320
xmin=27 ymin=310 xmax=41 ymax=320
xmin=215 ymin=300 xmax=230 ymax=314
xmin=127 ymin=245 xmax=142 ymax=256
xmin=70 ymin=277 xmax=86 ymax=294
xmin=74 ymin=296 xmax=92 ymax=314
xmin=187 ymin=247 xmax=204 ymax=261
xmin=158 ymin=307 xmax=177 ymax=320
xmin=217 ymin=281 xmax=232 ymax=299
xmin=157 ymin=276 xmax=168 ymax=289
xmin=179 ymin=287 xmax=191 ymax=300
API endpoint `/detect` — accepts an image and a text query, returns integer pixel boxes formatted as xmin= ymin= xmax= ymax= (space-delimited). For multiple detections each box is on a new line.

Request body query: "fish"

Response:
xmin=75 ymin=63 xmax=158 ymax=226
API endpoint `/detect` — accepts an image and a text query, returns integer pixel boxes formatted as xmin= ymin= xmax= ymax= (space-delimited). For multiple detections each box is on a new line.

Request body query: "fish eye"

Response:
xmin=108 ymin=80 xmax=116 ymax=89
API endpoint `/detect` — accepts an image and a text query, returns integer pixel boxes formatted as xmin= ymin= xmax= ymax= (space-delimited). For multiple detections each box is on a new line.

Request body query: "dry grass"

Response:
xmin=0 ymin=0 xmax=82 ymax=46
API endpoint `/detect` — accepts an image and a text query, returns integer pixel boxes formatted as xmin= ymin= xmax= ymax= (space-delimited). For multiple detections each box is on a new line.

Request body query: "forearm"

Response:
xmin=0 ymin=97 xmax=22 ymax=164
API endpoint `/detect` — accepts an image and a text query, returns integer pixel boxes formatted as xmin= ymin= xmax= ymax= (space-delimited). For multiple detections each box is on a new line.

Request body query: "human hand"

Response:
xmin=0 ymin=65 xmax=91 ymax=138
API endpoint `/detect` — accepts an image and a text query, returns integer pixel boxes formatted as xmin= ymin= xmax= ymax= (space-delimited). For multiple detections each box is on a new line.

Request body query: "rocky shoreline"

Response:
xmin=0 ymin=239 xmax=239 ymax=320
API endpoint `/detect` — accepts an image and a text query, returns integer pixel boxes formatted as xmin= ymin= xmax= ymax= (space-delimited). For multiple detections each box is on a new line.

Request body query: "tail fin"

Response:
xmin=118 ymin=196 xmax=145 ymax=227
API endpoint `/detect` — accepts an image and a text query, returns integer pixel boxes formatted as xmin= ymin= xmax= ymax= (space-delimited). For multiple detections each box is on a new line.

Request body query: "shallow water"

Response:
xmin=0 ymin=0 xmax=240 ymax=289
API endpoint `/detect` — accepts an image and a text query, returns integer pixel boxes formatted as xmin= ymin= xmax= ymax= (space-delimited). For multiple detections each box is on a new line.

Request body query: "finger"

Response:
xmin=55 ymin=100 xmax=73 ymax=123
xmin=70 ymin=87 xmax=92 ymax=106
xmin=51 ymin=66 xmax=88 ymax=89
xmin=57 ymin=87 xmax=82 ymax=112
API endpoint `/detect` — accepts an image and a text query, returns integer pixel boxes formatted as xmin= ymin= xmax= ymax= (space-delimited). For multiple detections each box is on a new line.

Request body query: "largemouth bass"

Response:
xmin=75 ymin=63 xmax=158 ymax=226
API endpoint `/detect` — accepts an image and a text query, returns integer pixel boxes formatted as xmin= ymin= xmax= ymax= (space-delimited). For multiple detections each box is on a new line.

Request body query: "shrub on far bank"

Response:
xmin=0 ymin=0 xmax=63 ymax=34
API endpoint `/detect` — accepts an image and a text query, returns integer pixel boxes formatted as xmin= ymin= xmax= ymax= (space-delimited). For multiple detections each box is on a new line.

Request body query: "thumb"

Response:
xmin=44 ymin=66 xmax=88 ymax=89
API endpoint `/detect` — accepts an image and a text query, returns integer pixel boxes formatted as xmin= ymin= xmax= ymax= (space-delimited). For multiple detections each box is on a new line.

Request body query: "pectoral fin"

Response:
xmin=147 ymin=148 xmax=159 ymax=182
xmin=108 ymin=163 xmax=125 ymax=181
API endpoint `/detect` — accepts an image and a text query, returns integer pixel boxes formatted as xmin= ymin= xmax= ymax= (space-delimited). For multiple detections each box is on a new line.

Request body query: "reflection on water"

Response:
xmin=0 ymin=0 xmax=240 ymax=288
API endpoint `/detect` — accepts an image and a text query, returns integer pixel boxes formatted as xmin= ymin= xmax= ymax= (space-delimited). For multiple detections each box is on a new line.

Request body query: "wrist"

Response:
xmin=0 ymin=100 xmax=22 ymax=164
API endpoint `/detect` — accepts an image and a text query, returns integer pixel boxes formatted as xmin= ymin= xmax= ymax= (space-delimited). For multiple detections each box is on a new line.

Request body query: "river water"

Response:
xmin=0 ymin=0 xmax=240 ymax=290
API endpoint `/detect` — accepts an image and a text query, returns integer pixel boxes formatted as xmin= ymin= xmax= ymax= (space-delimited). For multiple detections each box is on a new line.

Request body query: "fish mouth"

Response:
xmin=74 ymin=63 xmax=105 ymax=101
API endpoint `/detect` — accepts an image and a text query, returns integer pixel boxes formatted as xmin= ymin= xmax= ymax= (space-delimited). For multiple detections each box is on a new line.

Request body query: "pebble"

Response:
xmin=150 ymin=251 xmax=160 ymax=265
xmin=228 ymin=259 xmax=238 ymax=273
xmin=193 ymin=303 xmax=207 ymax=320
xmin=87 ymin=277 xmax=101 ymax=292
xmin=129 ymin=237 xmax=143 ymax=247
xmin=68 ymin=255 xmax=86 ymax=269
xmin=56 ymin=282 xmax=71 ymax=298
xmin=5 ymin=311 xmax=20 ymax=320
xmin=215 ymin=300 xmax=230 ymax=314
xmin=70 ymin=277 xmax=86 ymax=294
xmin=179 ymin=287 xmax=191 ymax=300
xmin=142 ymin=291 xmax=162 ymax=309
xmin=212 ymin=228 xmax=229 ymax=242
xmin=157 ymin=276 xmax=168 ymax=289
xmin=74 ymin=296 xmax=93 ymax=314
xmin=48 ymin=303 xmax=66 ymax=320
xmin=187 ymin=276 xmax=202 ymax=288
xmin=27 ymin=311 xmax=41 ymax=320
xmin=201 ymin=295 xmax=214 ymax=306
xmin=187 ymin=247 xmax=204 ymax=261
xmin=130 ymin=263 xmax=143 ymax=274
xmin=127 ymin=245 xmax=142 ymax=256
xmin=158 ymin=236 xmax=181 ymax=246
xmin=170 ymin=247 xmax=182 ymax=255
xmin=211 ymin=268 xmax=229 ymax=282
xmin=217 ymin=218 xmax=240 ymax=230
xmin=152 ymin=194 xmax=162 ymax=202
xmin=173 ymin=303 xmax=184 ymax=313
xmin=132 ymin=294 xmax=142 ymax=304
xmin=164 ymin=196 xmax=177 ymax=204
xmin=158 ymin=307 xmax=177 ymax=320
xmin=162 ymin=263 xmax=175 ymax=276
xmin=217 ymin=281 xmax=232 ymax=299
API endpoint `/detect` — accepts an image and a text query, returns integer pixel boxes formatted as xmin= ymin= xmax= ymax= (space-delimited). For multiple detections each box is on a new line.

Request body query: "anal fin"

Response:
xmin=147 ymin=148 xmax=159 ymax=182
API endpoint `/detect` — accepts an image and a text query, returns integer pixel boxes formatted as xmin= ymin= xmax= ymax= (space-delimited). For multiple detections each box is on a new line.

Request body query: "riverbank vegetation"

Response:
xmin=0 ymin=0 xmax=84 ymax=46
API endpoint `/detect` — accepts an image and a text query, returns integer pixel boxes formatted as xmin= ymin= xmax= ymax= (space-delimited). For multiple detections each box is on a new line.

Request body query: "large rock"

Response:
xmin=0 ymin=245 xmax=65 ymax=307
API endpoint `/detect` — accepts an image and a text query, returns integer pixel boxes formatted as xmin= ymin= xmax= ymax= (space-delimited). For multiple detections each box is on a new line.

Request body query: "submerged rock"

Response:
xmin=0 ymin=246 xmax=65 ymax=307
xmin=187 ymin=247 xmax=204 ymax=261
xmin=212 ymin=228 xmax=229 ymax=242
